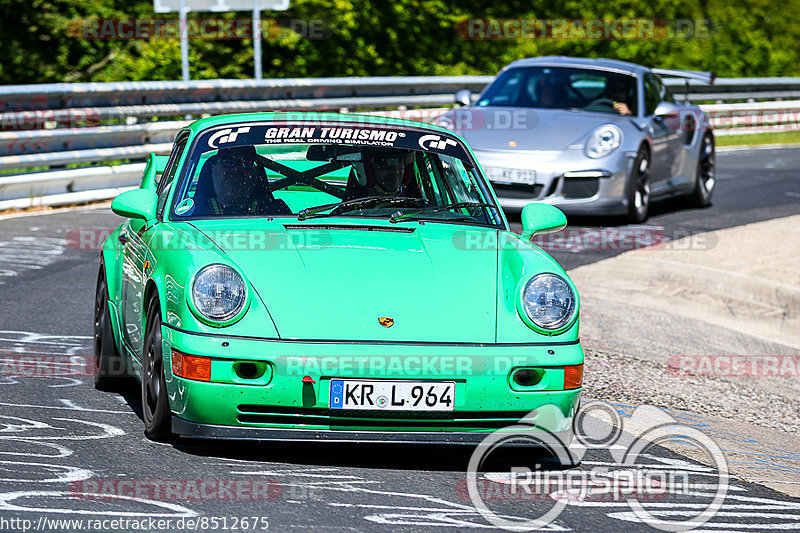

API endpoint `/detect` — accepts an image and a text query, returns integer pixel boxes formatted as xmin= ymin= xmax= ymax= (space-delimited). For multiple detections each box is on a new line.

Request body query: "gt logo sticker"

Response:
xmin=208 ymin=127 xmax=251 ymax=148
xmin=418 ymin=134 xmax=458 ymax=151
xmin=378 ymin=317 xmax=394 ymax=328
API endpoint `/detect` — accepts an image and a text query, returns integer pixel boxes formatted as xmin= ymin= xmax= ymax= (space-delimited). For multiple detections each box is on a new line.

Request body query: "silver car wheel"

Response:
xmin=627 ymin=148 xmax=651 ymax=223
xmin=691 ymin=134 xmax=716 ymax=207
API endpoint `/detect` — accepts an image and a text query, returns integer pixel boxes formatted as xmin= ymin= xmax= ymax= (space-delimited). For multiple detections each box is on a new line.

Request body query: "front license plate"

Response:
xmin=329 ymin=380 xmax=455 ymax=411
xmin=485 ymin=167 xmax=537 ymax=185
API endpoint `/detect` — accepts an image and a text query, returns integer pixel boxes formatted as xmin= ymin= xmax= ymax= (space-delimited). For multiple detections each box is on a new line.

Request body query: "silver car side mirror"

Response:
xmin=455 ymin=89 xmax=472 ymax=107
xmin=654 ymin=101 xmax=680 ymax=118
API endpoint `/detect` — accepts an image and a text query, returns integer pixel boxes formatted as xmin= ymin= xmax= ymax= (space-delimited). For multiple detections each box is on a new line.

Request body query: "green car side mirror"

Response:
xmin=520 ymin=203 xmax=567 ymax=241
xmin=111 ymin=189 xmax=158 ymax=221
xmin=140 ymin=153 xmax=170 ymax=190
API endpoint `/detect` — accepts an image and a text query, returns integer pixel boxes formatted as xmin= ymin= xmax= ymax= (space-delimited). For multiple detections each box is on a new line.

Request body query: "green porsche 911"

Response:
xmin=95 ymin=112 xmax=583 ymax=443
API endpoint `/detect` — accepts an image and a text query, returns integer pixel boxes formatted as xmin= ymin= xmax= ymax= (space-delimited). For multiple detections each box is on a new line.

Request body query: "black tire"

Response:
xmin=626 ymin=147 xmax=651 ymax=224
xmin=94 ymin=266 xmax=126 ymax=391
xmin=142 ymin=295 xmax=173 ymax=441
xmin=690 ymin=133 xmax=716 ymax=208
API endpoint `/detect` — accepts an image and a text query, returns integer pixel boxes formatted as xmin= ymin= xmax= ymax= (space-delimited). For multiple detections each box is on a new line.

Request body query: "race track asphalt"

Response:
xmin=0 ymin=146 xmax=798 ymax=532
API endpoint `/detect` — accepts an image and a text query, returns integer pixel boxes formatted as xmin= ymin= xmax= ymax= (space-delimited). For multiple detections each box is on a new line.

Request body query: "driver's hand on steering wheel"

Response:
xmin=614 ymin=102 xmax=632 ymax=115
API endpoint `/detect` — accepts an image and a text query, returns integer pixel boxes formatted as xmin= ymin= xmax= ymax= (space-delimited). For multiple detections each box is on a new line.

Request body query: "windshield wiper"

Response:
xmin=297 ymin=196 xmax=427 ymax=221
xmin=388 ymin=202 xmax=497 ymax=223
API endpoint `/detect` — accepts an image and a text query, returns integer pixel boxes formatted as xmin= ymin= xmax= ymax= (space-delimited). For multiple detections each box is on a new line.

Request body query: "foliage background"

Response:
xmin=1 ymin=0 xmax=798 ymax=84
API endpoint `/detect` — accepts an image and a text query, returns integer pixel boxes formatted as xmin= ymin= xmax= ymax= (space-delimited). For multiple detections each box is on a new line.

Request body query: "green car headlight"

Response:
xmin=191 ymin=264 xmax=247 ymax=323
xmin=519 ymin=273 xmax=577 ymax=332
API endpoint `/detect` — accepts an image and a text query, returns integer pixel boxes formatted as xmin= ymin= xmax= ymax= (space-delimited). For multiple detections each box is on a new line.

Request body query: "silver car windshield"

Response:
xmin=477 ymin=66 xmax=638 ymax=116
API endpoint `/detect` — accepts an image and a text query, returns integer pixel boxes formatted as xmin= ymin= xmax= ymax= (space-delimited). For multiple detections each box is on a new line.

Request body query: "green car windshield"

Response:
xmin=171 ymin=131 xmax=502 ymax=227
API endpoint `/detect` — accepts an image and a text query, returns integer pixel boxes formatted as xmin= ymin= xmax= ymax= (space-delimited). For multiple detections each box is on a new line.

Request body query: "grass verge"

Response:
xmin=716 ymin=130 xmax=800 ymax=147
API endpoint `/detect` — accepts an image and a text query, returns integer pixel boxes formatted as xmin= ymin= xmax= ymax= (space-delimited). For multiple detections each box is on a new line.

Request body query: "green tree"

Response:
xmin=0 ymin=0 xmax=798 ymax=84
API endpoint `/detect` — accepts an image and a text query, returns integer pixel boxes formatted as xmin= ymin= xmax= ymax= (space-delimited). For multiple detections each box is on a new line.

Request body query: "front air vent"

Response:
xmin=236 ymin=405 xmax=535 ymax=430
xmin=562 ymin=178 xmax=600 ymax=199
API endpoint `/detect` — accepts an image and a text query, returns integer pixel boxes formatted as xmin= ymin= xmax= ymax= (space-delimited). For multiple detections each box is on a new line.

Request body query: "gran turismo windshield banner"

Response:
xmin=194 ymin=122 xmax=472 ymax=161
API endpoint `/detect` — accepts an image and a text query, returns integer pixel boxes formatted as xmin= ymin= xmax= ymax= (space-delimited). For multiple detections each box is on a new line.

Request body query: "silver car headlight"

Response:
xmin=520 ymin=273 xmax=577 ymax=331
xmin=191 ymin=264 xmax=247 ymax=322
xmin=584 ymin=124 xmax=622 ymax=159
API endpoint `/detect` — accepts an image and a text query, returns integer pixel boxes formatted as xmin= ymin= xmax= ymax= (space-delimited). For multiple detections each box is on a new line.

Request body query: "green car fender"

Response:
xmin=496 ymin=231 xmax=580 ymax=342
xmin=143 ymin=222 xmax=280 ymax=340
xmin=100 ymin=225 xmax=127 ymax=349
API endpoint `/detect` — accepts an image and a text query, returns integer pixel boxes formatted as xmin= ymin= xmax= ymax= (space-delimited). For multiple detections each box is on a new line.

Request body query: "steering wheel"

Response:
xmin=588 ymin=97 xmax=617 ymax=109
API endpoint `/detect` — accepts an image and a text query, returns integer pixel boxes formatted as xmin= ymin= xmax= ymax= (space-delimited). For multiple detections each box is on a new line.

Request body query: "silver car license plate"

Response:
xmin=485 ymin=167 xmax=537 ymax=185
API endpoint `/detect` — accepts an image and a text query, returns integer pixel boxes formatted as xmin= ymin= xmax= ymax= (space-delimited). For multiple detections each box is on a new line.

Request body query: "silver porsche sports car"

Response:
xmin=437 ymin=56 xmax=716 ymax=222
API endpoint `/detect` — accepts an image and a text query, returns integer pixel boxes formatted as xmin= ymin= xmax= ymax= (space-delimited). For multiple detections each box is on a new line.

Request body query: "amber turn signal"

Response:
xmin=564 ymin=363 xmax=583 ymax=390
xmin=172 ymin=349 xmax=211 ymax=382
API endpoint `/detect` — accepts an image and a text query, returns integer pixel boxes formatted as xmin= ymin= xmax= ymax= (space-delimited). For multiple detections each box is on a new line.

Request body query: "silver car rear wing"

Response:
xmin=652 ymin=69 xmax=715 ymax=103
xmin=652 ymin=68 xmax=716 ymax=85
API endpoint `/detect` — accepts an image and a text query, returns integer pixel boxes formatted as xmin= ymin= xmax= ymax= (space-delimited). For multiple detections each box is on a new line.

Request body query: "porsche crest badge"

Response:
xmin=378 ymin=317 xmax=394 ymax=328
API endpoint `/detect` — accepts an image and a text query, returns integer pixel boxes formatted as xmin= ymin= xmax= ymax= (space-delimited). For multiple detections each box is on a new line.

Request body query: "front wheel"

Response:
xmin=626 ymin=148 xmax=651 ymax=224
xmin=690 ymin=133 xmax=715 ymax=207
xmin=94 ymin=266 xmax=126 ymax=391
xmin=142 ymin=295 xmax=173 ymax=441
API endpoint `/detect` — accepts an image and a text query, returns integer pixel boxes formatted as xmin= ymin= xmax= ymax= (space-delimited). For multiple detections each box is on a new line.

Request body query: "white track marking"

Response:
xmin=0 ymin=461 xmax=92 ymax=483
xmin=0 ymin=416 xmax=52 ymax=433
xmin=48 ymin=377 xmax=84 ymax=388
xmin=608 ymin=511 xmax=800 ymax=530
xmin=0 ymin=332 xmax=93 ymax=387
xmin=0 ymin=401 xmax=133 ymax=414
xmin=0 ymin=440 xmax=72 ymax=458
xmin=0 ymin=418 xmax=125 ymax=441
xmin=231 ymin=470 xmax=364 ymax=480
xmin=0 ymin=237 xmax=66 ymax=284
xmin=0 ymin=331 xmax=90 ymax=352
xmin=0 ymin=490 xmax=197 ymax=517
xmin=557 ymin=459 xmax=800 ymax=530
xmin=237 ymin=467 xmax=565 ymax=530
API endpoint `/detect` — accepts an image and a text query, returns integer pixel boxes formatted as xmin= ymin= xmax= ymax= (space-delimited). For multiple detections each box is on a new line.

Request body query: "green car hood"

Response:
xmin=188 ymin=220 xmax=500 ymax=342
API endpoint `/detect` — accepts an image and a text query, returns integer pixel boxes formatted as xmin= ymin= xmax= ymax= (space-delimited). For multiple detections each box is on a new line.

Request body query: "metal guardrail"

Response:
xmin=0 ymin=77 xmax=493 ymax=113
xmin=0 ymin=75 xmax=797 ymax=210
xmin=1 ymin=75 xmax=795 ymax=110
xmin=663 ymin=77 xmax=800 ymax=102
xmin=0 ymin=163 xmax=144 ymax=211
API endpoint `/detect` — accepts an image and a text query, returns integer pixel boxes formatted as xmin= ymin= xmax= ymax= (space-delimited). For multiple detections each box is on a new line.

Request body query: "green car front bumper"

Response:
xmin=162 ymin=326 xmax=583 ymax=444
